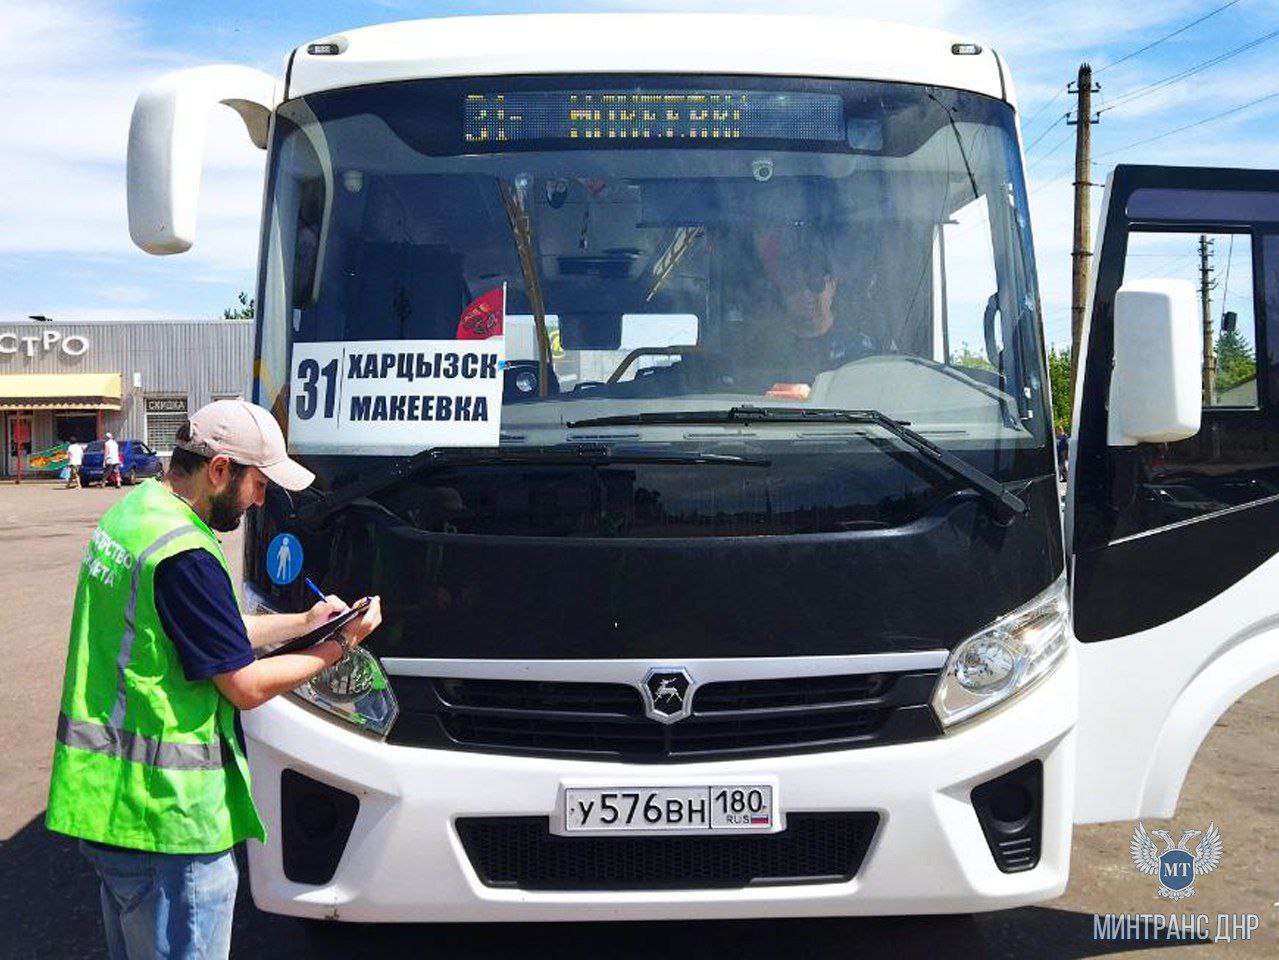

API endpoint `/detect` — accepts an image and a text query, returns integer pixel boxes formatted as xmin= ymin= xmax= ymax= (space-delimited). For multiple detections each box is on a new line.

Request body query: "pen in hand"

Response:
xmin=304 ymin=576 xmax=350 ymax=614
xmin=303 ymin=576 xmax=328 ymax=604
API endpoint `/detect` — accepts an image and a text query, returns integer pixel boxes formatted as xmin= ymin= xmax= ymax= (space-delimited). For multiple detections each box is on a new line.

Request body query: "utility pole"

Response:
xmin=1200 ymin=234 xmax=1216 ymax=404
xmin=1068 ymin=63 xmax=1100 ymax=413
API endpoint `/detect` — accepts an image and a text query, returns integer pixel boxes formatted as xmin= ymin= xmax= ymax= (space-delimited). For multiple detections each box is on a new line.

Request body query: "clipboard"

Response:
xmin=261 ymin=598 xmax=372 ymax=658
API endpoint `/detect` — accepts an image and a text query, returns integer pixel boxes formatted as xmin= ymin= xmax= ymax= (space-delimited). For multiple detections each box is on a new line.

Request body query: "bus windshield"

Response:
xmin=257 ymin=75 xmax=1050 ymax=503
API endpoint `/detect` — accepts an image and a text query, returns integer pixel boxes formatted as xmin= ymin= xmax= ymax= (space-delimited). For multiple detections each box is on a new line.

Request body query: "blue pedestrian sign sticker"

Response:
xmin=267 ymin=533 xmax=303 ymax=585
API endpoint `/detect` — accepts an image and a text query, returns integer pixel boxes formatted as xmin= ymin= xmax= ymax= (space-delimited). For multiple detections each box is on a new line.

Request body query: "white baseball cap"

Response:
xmin=176 ymin=399 xmax=314 ymax=490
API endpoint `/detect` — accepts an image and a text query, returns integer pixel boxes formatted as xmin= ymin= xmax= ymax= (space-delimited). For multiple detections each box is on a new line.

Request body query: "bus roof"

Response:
xmin=286 ymin=14 xmax=1010 ymax=106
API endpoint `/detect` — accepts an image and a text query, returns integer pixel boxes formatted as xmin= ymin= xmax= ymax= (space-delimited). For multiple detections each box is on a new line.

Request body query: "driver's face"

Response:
xmin=778 ymin=269 xmax=838 ymax=337
xmin=756 ymin=233 xmax=838 ymax=337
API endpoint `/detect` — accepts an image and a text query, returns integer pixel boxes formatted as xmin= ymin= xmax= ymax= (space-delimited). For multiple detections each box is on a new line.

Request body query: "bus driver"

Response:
xmin=750 ymin=228 xmax=878 ymax=386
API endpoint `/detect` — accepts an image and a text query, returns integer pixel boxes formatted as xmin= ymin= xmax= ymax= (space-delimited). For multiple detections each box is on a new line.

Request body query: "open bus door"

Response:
xmin=1068 ymin=165 xmax=1279 ymax=823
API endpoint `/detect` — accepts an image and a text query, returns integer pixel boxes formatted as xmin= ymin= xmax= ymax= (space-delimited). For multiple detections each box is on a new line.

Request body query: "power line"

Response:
xmin=1096 ymin=87 xmax=1279 ymax=158
xmin=1020 ymin=88 xmax=1070 ymax=133
xmin=1095 ymin=0 xmax=1247 ymax=75
xmin=1099 ymin=25 xmax=1279 ymax=116
xmin=1130 ymin=250 xmax=1199 ymax=281
xmin=1024 ymin=113 xmax=1069 ymax=153
xmin=1026 ymin=129 xmax=1075 ymax=170
xmin=1029 ymin=161 xmax=1080 ymax=196
xmin=1102 ymin=26 xmax=1279 ymax=113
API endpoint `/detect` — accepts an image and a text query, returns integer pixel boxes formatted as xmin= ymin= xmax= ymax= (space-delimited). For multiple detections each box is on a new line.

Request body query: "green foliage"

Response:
xmin=1215 ymin=326 xmax=1256 ymax=394
xmin=222 ymin=291 xmax=254 ymax=320
xmin=952 ymin=341 xmax=1072 ymax=432
xmin=949 ymin=342 xmax=995 ymax=372
xmin=1047 ymin=345 xmax=1072 ymax=433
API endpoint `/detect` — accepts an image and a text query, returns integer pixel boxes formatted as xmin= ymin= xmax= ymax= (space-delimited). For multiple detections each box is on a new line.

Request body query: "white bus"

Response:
xmin=127 ymin=13 xmax=1279 ymax=921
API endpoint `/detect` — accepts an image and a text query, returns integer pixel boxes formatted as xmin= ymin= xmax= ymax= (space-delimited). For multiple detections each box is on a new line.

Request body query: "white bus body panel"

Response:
xmin=1074 ymin=538 xmax=1279 ymax=823
xmin=287 ymin=15 xmax=1007 ymax=103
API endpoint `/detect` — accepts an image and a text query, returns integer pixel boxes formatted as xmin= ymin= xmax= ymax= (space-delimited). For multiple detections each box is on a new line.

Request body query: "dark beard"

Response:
xmin=207 ymin=486 xmax=245 ymax=532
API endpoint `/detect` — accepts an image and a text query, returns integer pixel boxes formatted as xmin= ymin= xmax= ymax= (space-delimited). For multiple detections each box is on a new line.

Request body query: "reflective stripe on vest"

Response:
xmin=57 ymin=713 xmax=228 ymax=772
xmin=110 ymin=524 xmax=198 ymax=729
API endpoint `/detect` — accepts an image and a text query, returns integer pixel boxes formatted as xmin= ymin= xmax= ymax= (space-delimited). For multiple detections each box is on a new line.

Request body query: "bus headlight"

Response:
xmin=291 ymin=647 xmax=400 ymax=738
xmin=931 ymin=577 xmax=1069 ymax=728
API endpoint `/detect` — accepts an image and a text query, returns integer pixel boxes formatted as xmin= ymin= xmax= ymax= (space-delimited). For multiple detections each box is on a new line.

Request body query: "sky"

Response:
xmin=3 ymin=0 xmax=1279 ymax=348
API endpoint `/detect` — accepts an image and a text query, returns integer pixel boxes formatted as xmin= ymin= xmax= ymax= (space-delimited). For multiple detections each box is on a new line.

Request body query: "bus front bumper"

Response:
xmin=243 ymin=654 xmax=1076 ymax=922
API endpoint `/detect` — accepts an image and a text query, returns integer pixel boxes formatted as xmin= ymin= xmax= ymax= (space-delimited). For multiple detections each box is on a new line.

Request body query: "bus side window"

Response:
xmin=1123 ymin=231 xmax=1257 ymax=408
xmin=1109 ymin=229 xmax=1276 ymax=539
xmin=941 ymin=195 xmax=1000 ymax=375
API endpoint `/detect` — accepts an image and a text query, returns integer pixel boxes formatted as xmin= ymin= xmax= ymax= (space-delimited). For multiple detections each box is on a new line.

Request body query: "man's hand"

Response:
xmin=304 ymin=594 xmax=348 ymax=631
xmin=303 ymin=594 xmax=382 ymax=648
xmin=339 ymin=596 xmax=382 ymax=648
xmin=244 ymin=593 xmax=382 ymax=652
xmin=218 ymin=596 xmax=384 ymax=711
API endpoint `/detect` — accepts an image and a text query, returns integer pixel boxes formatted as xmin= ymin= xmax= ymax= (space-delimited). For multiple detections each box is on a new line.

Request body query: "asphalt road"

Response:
xmin=2 ymin=481 xmax=1276 ymax=959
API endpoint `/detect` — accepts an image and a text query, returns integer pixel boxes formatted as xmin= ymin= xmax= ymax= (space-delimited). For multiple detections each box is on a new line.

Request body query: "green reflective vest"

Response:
xmin=46 ymin=479 xmax=265 ymax=853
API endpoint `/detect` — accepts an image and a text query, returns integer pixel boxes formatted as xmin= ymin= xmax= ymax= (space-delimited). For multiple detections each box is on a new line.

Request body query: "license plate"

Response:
xmin=563 ymin=785 xmax=775 ymax=834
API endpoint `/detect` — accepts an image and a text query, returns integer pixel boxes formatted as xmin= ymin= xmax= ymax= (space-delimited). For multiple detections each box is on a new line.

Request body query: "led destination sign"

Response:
xmin=463 ymin=90 xmax=844 ymax=144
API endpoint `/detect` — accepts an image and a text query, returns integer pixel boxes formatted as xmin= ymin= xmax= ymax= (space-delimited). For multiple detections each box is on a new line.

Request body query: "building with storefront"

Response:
xmin=0 ymin=320 xmax=252 ymax=477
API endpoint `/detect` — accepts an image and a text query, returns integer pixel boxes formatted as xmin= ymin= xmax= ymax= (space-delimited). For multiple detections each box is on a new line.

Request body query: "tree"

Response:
xmin=949 ymin=342 xmax=995 ymax=372
xmin=953 ymin=342 xmax=1072 ymax=433
xmin=1215 ymin=326 xmax=1256 ymax=395
xmin=222 ymin=292 xmax=254 ymax=319
xmin=1047 ymin=345 xmax=1072 ymax=433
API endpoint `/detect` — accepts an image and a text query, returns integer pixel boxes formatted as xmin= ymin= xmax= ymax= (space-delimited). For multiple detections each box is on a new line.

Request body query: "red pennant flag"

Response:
xmin=457 ymin=284 xmax=505 ymax=340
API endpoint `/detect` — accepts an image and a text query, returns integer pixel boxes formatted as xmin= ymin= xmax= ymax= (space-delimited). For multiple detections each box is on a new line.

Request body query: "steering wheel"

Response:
xmin=607 ymin=345 xmax=699 ymax=384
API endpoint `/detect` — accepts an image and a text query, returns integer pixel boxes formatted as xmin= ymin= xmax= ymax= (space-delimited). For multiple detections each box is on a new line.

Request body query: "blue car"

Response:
xmin=80 ymin=439 xmax=165 ymax=486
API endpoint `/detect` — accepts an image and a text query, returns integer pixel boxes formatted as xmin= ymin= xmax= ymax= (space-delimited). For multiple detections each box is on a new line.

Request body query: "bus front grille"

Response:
xmin=456 ymin=812 xmax=880 ymax=890
xmin=385 ymin=669 xmax=942 ymax=760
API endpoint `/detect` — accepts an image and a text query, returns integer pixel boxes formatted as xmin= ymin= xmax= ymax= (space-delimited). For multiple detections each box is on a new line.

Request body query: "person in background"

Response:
xmin=102 ymin=433 xmax=122 ymax=488
xmin=66 ymin=439 xmax=84 ymax=489
xmin=46 ymin=399 xmax=382 ymax=960
xmin=1056 ymin=426 xmax=1070 ymax=483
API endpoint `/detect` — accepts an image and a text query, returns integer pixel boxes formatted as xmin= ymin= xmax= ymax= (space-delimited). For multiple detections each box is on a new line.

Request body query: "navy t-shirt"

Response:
xmin=153 ymin=550 xmax=254 ymax=681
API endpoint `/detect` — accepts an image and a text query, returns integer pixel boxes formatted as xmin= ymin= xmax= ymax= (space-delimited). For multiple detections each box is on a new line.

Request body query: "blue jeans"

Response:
xmin=79 ymin=841 xmax=238 ymax=960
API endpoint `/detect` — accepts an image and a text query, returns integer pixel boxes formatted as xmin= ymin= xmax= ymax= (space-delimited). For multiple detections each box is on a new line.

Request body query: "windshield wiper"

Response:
xmin=568 ymin=406 xmax=1027 ymax=522
xmin=288 ymin=444 xmax=770 ymax=527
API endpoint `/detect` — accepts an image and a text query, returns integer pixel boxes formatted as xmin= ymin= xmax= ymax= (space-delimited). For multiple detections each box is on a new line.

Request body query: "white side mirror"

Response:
xmin=127 ymin=65 xmax=277 ymax=255
xmin=1107 ymin=279 xmax=1202 ymax=446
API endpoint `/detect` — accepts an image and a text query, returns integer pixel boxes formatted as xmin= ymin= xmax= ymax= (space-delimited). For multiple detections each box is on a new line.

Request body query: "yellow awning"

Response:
xmin=0 ymin=373 xmax=122 ymax=411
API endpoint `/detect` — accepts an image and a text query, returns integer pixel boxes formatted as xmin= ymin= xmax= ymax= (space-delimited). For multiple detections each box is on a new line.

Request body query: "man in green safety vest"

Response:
xmin=46 ymin=399 xmax=381 ymax=960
